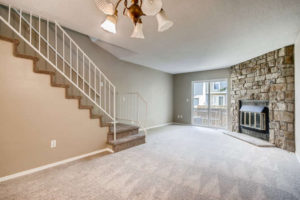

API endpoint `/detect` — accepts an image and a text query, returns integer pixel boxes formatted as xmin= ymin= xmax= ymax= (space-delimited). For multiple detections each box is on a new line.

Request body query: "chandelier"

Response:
xmin=95 ymin=0 xmax=174 ymax=39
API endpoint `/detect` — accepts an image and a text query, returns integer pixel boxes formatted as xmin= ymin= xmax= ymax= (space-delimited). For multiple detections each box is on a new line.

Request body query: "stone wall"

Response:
xmin=230 ymin=45 xmax=295 ymax=152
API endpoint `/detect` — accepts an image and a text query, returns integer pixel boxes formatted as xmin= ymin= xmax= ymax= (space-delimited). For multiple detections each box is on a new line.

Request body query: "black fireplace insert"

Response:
xmin=239 ymin=100 xmax=269 ymax=141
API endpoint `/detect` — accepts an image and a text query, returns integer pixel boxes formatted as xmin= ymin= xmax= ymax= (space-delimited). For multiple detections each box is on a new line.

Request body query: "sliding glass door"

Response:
xmin=192 ymin=79 xmax=228 ymax=129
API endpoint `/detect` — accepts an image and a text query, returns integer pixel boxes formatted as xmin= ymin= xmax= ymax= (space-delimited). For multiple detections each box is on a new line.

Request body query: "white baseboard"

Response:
xmin=145 ymin=122 xmax=173 ymax=130
xmin=172 ymin=122 xmax=190 ymax=126
xmin=0 ymin=148 xmax=113 ymax=183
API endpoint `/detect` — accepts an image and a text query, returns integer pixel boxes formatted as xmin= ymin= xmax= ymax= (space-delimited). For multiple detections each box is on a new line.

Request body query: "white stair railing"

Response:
xmin=0 ymin=3 xmax=117 ymax=140
xmin=117 ymin=92 xmax=148 ymax=135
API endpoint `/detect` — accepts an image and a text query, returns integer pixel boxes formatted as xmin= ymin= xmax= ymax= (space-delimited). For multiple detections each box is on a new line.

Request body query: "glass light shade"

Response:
xmin=131 ymin=22 xmax=144 ymax=39
xmin=141 ymin=0 xmax=163 ymax=16
xmin=156 ymin=9 xmax=174 ymax=32
xmin=94 ymin=0 xmax=114 ymax=15
xmin=124 ymin=8 xmax=131 ymax=18
xmin=101 ymin=15 xmax=117 ymax=34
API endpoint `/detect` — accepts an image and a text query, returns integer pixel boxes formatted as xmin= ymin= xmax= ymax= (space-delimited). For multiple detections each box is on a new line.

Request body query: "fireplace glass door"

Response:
xmin=239 ymin=111 xmax=266 ymax=131
xmin=192 ymin=80 xmax=228 ymax=129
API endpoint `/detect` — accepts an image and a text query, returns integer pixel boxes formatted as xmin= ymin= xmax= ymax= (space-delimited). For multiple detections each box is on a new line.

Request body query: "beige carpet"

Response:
xmin=1 ymin=125 xmax=300 ymax=200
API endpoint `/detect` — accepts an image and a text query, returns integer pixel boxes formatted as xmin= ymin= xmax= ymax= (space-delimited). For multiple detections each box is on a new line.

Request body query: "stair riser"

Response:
xmin=113 ymin=137 xmax=145 ymax=152
xmin=107 ymin=129 xmax=139 ymax=140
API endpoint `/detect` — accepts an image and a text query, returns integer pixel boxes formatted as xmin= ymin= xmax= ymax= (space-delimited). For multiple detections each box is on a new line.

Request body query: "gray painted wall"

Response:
xmin=295 ymin=33 xmax=300 ymax=161
xmin=66 ymin=29 xmax=173 ymax=128
xmin=173 ymin=68 xmax=232 ymax=129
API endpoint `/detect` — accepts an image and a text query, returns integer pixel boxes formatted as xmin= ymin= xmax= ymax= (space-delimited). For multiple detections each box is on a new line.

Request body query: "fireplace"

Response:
xmin=239 ymin=100 xmax=269 ymax=141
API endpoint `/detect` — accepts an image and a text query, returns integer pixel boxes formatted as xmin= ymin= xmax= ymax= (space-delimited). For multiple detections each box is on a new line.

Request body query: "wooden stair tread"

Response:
xmin=108 ymin=133 xmax=145 ymax=145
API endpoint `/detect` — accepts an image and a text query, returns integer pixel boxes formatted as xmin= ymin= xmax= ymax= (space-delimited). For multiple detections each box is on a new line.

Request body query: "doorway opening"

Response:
xmin=192 ymin=79 xmax=228 ymax=129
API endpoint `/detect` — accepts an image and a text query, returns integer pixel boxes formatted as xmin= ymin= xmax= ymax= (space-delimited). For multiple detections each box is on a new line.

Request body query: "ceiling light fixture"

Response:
xmin=100 ymin=12 xmax=118 ymax=33
xmin=95 ymin=0 xmax=173 ymax=39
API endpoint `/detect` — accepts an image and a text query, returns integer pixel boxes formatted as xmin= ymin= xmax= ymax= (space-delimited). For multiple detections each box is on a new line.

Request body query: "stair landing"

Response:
xmin=107 ymin=123 xmax=145 ymax=152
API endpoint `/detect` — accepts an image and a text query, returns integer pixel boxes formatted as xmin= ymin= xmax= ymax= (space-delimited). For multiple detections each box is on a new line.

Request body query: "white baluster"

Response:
xmin=109 ymin=84 xmax=111 ymax=115
xmin=76 ymin=48 xmax=79 ymax=86
xmin=94 ymin=66 xmax=96 ymax=102
xmin=63 ymin=34 xmax=65 ymax=73
xmin=47 ymin=19 xmax=49 ymax=59
xmin=99 ymin=72 xmax=102 ymax=107
xmin=104 ymin=79 xmax=106 ymax=112
xmin=29 ymin=13 xmax=32 ymax=44
xmin=8 ymin=5 xmax=11 ymax=24
xmin=89 ymin=61 xmax=91 ymax=97
xmin=70 ymin=41 xmax=72 ymax=79
xmin=83 ymin=54 xmax=85 ymax=91
xmin=113 ymin=86 xmax=116 ymax=141
xmin=19 ymin=9 xmax=22 ymax=33
xmin=55 ymin=24 xmax=57 ymax=68
xmin=38 ymin=16 xmax=40 ymax=51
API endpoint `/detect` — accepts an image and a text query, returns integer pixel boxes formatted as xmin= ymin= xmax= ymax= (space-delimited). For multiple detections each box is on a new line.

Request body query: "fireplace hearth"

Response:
xmin=239 ymin=100 xmax=269 ymax=141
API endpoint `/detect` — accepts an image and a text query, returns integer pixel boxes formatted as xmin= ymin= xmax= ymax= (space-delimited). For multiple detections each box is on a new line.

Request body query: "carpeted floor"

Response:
xmin=1 ymin=125 xmax=300 ymax=200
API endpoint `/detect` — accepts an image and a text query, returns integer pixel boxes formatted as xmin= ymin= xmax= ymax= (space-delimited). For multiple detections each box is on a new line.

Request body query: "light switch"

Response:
xmin=51 ymin=140 xmax=56 ymax=148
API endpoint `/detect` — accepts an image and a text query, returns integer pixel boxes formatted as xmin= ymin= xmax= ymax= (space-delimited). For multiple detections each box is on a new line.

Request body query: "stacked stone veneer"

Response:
xmin=230 ymin=45 xmax=295 ymax=152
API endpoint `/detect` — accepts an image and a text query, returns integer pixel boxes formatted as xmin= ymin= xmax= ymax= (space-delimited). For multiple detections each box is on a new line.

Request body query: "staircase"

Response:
xmin=0 ymin=3 xmax=146 ymax=152
xmin=107 ymin=123 xmax=145 ymax=152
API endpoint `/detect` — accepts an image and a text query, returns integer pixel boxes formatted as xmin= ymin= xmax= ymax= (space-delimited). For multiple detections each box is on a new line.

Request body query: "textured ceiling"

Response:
xmin=2 ymin=0 xmax=300 ymax=74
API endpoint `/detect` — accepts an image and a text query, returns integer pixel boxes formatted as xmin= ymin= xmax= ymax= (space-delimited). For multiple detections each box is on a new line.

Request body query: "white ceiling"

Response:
xmin=2 ymin=0 xmax=300 ymax=74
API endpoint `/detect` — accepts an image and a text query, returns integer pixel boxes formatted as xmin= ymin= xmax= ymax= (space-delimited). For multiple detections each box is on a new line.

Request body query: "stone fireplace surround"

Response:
xmin=230 ymin=45 xmax=295 ymax=152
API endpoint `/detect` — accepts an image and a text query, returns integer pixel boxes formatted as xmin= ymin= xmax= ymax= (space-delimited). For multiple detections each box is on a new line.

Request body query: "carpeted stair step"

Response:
xmin=108 ymin=133 xmax=145 ymax=152
xmin=107 ymin=123 xmax=139 ymax=140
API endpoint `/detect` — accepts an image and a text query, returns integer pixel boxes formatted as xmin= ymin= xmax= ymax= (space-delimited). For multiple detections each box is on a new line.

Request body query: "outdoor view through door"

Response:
xmin=192 ymin=80 xmax=228 ymax=129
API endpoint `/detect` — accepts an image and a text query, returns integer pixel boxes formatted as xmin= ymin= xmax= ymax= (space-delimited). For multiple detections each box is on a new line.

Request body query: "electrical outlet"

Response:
xmin=50 ymin=140 xmax=56 ymax=148
xmin=186 ymin=98 xmax=189 ymax=102
xmin=177 ymin=114 xmax=183 ymax=119
xmin=100 ymin=82 xmax=104 ymax=87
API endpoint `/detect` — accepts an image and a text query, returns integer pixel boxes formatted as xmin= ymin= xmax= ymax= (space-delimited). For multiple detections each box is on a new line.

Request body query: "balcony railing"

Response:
xmin=193 ymin=107 xmax=227 ymax=128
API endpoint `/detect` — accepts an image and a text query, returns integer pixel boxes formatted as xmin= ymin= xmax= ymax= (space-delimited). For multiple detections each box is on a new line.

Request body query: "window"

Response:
xmin=213 ymin=82 xmax=220 ymax=91
xmin=219 ymin=96 xmax=224 ymax=106
xmin=194 ymin=98 xmax=199 ymax=107
xmin=194 ymin=82 xmax=203 ymax=96
xmin=220 ymin=81 xmax=227 ymax=92
xmin=210 ymin=95 xmax=225 ymax=106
